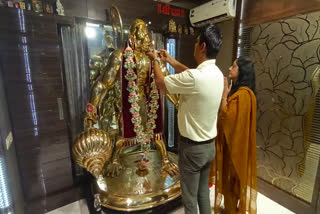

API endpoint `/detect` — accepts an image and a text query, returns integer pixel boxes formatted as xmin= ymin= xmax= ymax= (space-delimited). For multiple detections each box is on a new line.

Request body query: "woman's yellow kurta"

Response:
xmin=209 ymin=87 xmax=257 ymax=214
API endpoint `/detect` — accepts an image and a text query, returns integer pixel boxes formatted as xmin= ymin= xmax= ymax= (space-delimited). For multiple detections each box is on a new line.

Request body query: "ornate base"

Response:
xmin=93 ymin=151 xmax=180 ymax=211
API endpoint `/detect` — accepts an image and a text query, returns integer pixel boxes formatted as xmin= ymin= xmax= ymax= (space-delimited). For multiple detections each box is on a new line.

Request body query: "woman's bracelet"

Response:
xmin=221 ymin=97 xmax=228 ymax=101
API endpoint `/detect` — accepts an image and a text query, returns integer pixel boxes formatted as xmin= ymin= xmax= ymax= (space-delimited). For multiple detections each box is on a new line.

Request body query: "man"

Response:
xmin=148 ymin=24 xmax=224 ymax=214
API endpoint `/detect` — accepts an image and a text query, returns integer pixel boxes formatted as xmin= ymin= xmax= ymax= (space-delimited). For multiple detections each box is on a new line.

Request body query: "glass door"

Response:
xmin=166 ymin=38 xmax=176 ymax=149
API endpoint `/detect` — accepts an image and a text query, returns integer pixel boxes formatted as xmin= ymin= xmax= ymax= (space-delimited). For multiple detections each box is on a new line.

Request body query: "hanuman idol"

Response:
xmin=73 ymin=19 xmax=179 ymax=179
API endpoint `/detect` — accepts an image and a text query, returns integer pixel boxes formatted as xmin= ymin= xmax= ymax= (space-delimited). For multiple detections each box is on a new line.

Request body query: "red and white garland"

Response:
xmin=124 ymin=46 xmax=160 ymax=156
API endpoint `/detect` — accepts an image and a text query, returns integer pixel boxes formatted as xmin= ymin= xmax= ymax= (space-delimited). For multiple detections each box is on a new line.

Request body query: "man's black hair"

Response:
xmin=198 ymin=24 xmax=222 ymax=59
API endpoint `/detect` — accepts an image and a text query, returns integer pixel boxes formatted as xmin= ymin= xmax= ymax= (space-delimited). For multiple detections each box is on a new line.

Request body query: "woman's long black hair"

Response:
xmin=230 ymin=56 xmax=255 ymax=95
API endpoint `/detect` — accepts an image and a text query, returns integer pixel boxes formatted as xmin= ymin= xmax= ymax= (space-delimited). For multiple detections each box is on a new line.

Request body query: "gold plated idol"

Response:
xmin=72 ymin=7 xmax=180 ymax=211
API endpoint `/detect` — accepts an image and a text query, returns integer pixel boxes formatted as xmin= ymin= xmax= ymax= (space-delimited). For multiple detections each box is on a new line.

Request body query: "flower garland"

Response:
xmin=124 ymin=45 xmax=160 ymax=156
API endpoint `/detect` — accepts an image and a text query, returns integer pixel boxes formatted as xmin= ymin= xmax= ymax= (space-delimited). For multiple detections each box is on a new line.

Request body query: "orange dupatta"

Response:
xmin=209 ymin=87 xmax=257 ymax=214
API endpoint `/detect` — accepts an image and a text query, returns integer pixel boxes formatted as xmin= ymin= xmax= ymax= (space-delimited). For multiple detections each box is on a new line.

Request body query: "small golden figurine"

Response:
xmin=168 ymin=19 xmax=177 ymax=33
xmin=184 ymin=25 xmax=189 ymax=35
xmin=32 ymin=0 xmax=43 ymax=13
xmin=45 ymin=3 xmax=52 ymax=14
xmin=189 ymin=26 xmax=195 ymax=36
xmin=177 ymin=24 xmax=183 ymax=35
xmin=19 ymin=1 xmax=26 ymax=9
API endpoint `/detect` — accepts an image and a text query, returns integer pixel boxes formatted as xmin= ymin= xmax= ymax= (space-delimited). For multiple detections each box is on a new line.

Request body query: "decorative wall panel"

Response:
xmin=0 ymin=8 xmax=78 ymax=213
xmin=251 ymin=10 xmax=320 ymax=203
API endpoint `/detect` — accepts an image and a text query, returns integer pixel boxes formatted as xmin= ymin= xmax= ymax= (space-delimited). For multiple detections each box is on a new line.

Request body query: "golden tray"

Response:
xmin=93 ymin=151 xmax=181 ymax=211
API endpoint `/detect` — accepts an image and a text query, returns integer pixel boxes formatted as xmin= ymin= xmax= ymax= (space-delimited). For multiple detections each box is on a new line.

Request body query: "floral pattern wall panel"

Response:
xmin=251 ymin=10 xmax=320 ymax=202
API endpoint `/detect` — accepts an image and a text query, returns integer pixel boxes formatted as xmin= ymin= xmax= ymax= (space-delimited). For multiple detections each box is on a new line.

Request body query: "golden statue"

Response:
xmin=177 ymin=24 xmax=183 ymax=35
xmin=88 ymin=32 xmax=115 ymax=86
xmin=190 ymin=26 xmax=195 ymax=36
xmin=169 ymin=18 xmax=177 ymax=33
xmin=73 ymin=19 xmax=181 ymax=211
xmin=184 ymin=25 xmax=189 ymax=35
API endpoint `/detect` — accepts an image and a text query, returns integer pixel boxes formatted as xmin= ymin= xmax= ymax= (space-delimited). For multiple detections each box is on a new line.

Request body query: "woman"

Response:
xmin=209 ymin=56 xmax=257 ymax=214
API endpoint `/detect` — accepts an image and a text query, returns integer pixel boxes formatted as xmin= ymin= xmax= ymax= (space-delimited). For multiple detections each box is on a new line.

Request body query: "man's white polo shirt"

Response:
xmin=164 ymin=59 xmax=224 ymax=142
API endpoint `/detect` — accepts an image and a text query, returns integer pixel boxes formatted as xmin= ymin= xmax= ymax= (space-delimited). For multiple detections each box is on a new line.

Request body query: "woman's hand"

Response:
xmin=222 ymin=77 xmax=232 ymax=98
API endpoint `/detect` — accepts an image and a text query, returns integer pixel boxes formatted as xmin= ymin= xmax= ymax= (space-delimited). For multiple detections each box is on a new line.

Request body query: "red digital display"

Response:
xmin=158 ymin=4 xmax=185 ymax=17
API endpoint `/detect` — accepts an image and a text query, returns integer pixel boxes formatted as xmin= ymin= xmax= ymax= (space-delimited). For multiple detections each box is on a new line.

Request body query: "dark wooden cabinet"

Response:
xmin=0 ymin=8 xmax=80 ymax=213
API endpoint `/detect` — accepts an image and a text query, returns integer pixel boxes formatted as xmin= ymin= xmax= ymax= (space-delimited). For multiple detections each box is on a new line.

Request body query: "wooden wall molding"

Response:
xmin=258 ymin=178 xmax=315 ymax=213
xmin=243 ymin=0 xmax=320 ymax=25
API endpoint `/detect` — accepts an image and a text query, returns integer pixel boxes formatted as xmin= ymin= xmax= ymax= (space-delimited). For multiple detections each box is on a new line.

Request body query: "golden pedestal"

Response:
xmin=93 ymin=151 xmax=180 ymax=211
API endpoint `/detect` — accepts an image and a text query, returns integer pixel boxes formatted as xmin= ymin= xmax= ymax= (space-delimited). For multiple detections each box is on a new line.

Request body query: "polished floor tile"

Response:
xmin=170 ymin=186 xmax=295 ymax=214
xmin=47 ymin=187 xmax=296 ymax=214
xmin=46 ymin=199 xmax=89 ymax=214
xmin=256 ymin=193 xmax=295 ymax=214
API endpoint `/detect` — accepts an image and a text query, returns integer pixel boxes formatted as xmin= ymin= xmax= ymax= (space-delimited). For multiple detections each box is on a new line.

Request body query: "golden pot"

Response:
xmin=72 ymin=128 xmax=113 ymax=178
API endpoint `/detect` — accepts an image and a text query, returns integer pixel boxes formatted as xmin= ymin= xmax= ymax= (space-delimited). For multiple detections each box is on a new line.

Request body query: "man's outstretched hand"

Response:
xmin=159 ymin=49 xmax=173 ymax=63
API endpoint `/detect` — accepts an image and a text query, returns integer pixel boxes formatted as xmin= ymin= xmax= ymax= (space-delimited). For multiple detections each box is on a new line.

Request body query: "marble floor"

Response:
xmin=46 ymin=199 xmax=90 ymax=214
xmin=47 ymin=187 xmax=296 ymax=214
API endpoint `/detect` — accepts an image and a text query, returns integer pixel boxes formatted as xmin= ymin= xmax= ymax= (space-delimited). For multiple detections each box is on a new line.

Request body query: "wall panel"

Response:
xmin=0 ymin=8 xmax=79 ymax=213
xmin=251 ymin=10 xmax=320 ymax=213
xmin=243 ymin=0 xmax=320 ymax=25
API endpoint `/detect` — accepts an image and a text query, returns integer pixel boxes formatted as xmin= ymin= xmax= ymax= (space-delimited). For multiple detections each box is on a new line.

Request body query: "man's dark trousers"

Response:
xmin=178 ymin=137 xmax=216 ymax=214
